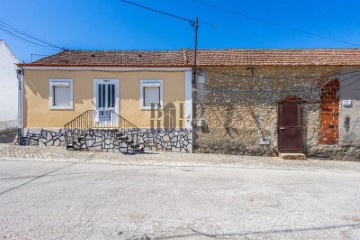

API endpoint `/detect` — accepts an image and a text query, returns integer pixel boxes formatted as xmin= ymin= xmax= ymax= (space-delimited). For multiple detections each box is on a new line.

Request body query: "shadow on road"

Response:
xmin=0 ymin=162 xmax=77 ymax=196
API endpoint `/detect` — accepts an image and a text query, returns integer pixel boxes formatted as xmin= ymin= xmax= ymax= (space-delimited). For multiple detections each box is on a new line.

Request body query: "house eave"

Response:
xmin=19 ymin=65 xmax=193 ymax=71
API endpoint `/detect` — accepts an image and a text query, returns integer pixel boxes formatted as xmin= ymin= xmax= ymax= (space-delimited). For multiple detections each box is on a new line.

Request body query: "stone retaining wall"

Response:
xmin=18 ymin=128 xmax=192 ymax=153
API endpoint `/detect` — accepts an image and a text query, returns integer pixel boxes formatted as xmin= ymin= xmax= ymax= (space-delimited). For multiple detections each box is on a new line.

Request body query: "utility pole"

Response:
xmin=119 ymin=1 xmax=202 ymax=84
xmin=193 ymin=16 xmax=199 ymax=85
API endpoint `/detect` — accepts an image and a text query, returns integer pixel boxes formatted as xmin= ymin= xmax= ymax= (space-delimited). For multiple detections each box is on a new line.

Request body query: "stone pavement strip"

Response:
xmin=1 ymin=143 xmax=360 ymax=173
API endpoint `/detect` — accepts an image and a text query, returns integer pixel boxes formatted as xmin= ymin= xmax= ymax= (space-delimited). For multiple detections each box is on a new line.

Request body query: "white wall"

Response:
xmin=0 ymin=40 xmax=19 ymax=131
xmin=339 ymin=67 xmax=360 ymax=146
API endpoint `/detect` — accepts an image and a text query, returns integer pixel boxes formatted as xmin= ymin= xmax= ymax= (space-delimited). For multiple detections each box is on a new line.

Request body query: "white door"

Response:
xmin=93 ymin=79 xmax=119 ymax=127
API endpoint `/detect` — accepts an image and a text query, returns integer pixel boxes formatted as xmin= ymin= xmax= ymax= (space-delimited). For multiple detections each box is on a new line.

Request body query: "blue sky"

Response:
xmin=1 ymin=0 xmax=360 ymax=62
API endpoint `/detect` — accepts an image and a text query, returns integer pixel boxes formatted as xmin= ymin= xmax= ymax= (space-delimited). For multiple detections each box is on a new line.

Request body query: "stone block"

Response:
xmin=53 ymin=139 xmax=61 ymax=146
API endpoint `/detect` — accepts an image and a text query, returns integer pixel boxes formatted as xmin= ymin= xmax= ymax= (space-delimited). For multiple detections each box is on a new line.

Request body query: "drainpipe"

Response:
xmin=192 ymin=16 xmax=199 ymax=85
xmin=16 ymin=67 xmax=23 ymax=145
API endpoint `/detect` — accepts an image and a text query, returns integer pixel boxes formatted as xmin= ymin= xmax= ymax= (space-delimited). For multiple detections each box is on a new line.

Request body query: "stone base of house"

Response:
xmin=307 ymin=145 xmax=360 ymax=161
xmin=194 ymin=127 xmax=360 ymax=161
xmin=193 ymin=127 xmax=277 ymax=156
xmin=18 ymin=128 xmax=192 ymax=153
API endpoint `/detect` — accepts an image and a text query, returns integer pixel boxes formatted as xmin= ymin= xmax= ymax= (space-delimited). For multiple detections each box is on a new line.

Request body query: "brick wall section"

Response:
xmin=319 ymin=79 xmax=340 ymax=144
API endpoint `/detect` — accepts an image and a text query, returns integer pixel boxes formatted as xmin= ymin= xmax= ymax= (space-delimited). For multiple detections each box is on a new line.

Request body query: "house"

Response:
xmin=17 ymin=49 xmax=360 ymax=159
xmin=0 ymin=40 xmax=19 ymax=131
xmin=17 ymin=50 xmax=193 ymax=152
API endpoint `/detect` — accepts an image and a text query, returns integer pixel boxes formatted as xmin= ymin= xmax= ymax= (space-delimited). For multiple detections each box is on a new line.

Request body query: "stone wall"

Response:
xmin=18 ymin=128 xmax=192 ymax=153
xmin=194 ymin=66 xmax=360 ymax=160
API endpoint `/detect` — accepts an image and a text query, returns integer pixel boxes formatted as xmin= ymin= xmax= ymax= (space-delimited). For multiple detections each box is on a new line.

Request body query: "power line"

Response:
xmin=118 ymin=0 xmax=216 ymax=84
xmin=0 ymin=25 xmax=52 ymax=48
xmin=191 ymin=0 xmax=360 ymax=47
xmin=0 ymin=19 xmax=58 ymax=48
xmin=119 ymin=0 xmax=216 ymax=27
xmin=0 ymin=18 xmax=64 ymax=50
xmin=119 ymin=0 xmax=194 ymax=24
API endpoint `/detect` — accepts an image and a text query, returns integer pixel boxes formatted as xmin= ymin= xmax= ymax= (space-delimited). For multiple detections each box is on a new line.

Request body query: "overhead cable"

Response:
xmin=191 ymin=0 xmax=360 ymax=47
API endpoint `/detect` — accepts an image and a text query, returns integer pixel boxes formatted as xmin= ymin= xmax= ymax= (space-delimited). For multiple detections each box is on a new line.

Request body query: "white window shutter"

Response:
xmin=54 ymin=86 xmax=70 ymax=106
xmin=144 ymin=87 xmax=160 ymax=106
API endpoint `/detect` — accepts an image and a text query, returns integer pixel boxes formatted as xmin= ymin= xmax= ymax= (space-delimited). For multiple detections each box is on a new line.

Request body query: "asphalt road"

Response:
xmin=1 ymin=159 xmax=360 ymax=240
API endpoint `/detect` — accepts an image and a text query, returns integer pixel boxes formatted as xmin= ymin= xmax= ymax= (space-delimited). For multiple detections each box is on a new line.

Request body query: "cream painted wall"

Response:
xmin=23 ymin=69 xmax=186 ymax=128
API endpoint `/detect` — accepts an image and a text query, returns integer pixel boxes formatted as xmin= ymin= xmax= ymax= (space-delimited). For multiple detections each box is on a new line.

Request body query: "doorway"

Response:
xmin=278 ymin=102 xmax=303 ymax=152
xmin=93 ymin=79 xmax=119 ymax=127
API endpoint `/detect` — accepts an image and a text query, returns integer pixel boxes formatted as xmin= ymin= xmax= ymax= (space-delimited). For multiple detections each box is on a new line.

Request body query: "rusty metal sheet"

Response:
xmin=278 ymin=103 xmax=303 ymax=152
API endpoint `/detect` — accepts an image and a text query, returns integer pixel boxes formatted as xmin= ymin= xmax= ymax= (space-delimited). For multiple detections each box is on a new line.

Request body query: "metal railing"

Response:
xmin=64 ymin=110 xmax=139 ymax=130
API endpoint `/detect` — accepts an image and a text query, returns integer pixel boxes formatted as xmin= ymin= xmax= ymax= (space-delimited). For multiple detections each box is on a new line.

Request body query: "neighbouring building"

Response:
xmin=193 ymin=49 xmax=360 ymax=160
xmin=0 ymin=40 xmax=19 ymax=131
xmin=17 ymin=49 xmax=360 ymax=160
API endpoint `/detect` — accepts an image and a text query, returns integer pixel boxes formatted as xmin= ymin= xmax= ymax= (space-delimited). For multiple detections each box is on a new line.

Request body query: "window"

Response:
xmin=96 ymin=83 xmax=116 ymax=108
xmin=49 ymin=79 xmax=73 ymax=109
xmin=140 ymin=80 xmax=163 ymax=109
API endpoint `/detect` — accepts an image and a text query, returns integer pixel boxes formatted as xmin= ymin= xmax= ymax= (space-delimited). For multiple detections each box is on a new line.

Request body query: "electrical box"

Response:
xmin=259 ymin=138 xmax=271 ymax=145
xmin=342 ymin=100 xmax=352 ymax=108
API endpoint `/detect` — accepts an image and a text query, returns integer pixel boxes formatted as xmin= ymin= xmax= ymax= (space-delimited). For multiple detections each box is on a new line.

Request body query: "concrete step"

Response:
xmin=279 ymin=152 xmax=306 ymax=160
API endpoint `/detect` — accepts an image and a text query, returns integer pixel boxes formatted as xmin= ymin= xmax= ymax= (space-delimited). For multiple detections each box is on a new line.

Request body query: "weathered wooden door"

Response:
xmin=278 ymin=103 xmax=303 ymax=152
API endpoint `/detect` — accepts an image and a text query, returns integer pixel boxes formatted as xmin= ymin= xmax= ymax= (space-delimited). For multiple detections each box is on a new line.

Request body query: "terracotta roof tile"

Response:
xmin=25 ymin=50 xmax=187 ymax=67
xmin=20 ymin=48 xmax=360 ymax=67
xmin=190 ymin=49 xmax=360 ymax=66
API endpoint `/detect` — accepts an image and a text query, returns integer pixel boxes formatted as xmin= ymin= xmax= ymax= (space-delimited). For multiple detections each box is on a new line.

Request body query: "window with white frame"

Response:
xmin=49 ymin=79 xmax=73 ymax=109
xmin=140 ymin=80 xmax=163 ymax=109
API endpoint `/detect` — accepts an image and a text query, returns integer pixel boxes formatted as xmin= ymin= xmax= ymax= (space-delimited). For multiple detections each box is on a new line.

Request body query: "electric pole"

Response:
xmin=193 ymin=16 xmax=199 ymax=85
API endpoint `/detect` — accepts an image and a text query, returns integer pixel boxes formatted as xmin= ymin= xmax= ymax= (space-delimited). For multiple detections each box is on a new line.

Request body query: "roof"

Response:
xmin=19 ymin=48 xmax=360 ymax=67
xmin=193 ymin=49 xmax=360 ymax=66
xmin=20 ymin=50 xmax=188 ymax=67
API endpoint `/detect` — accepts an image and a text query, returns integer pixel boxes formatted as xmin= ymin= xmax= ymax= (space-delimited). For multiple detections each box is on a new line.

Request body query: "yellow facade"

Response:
xmin=23 ymin=69 xmax=187 ymax=128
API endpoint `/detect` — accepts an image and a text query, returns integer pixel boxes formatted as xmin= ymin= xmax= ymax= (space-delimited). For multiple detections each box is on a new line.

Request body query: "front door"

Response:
xmin=278 ymin=103 xmax=303 ymax=152
xmin=93 ymin=79 xmax=119 ymax=127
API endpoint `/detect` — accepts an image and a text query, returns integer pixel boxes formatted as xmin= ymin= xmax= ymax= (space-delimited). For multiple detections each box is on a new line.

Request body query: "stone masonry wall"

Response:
xmin=18 ymin=128 xmax=192 ymax=153
xmin=193 ymin=66 xmax=360 ymax=160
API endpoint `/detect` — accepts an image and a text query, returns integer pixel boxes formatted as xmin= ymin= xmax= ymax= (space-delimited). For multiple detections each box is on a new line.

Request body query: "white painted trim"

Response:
xmin=22 ymin=66 xmax=192 ymax=72
xmin=185 ymin=70 xmax=193 ymax=129
xmin=49 ymin=79 xmax=73 ymax=110
xmin=140 ymin=80 xmax=163 ymax=110
xmin=93 ymin=79 xmax=119 ymax=113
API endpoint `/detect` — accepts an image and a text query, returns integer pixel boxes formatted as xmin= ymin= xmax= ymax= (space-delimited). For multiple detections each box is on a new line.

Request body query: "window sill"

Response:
xmin=49 ymin=106 xmax=74 ymax=110
xmin=140 ymin=106 xmax=163 ymax=110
